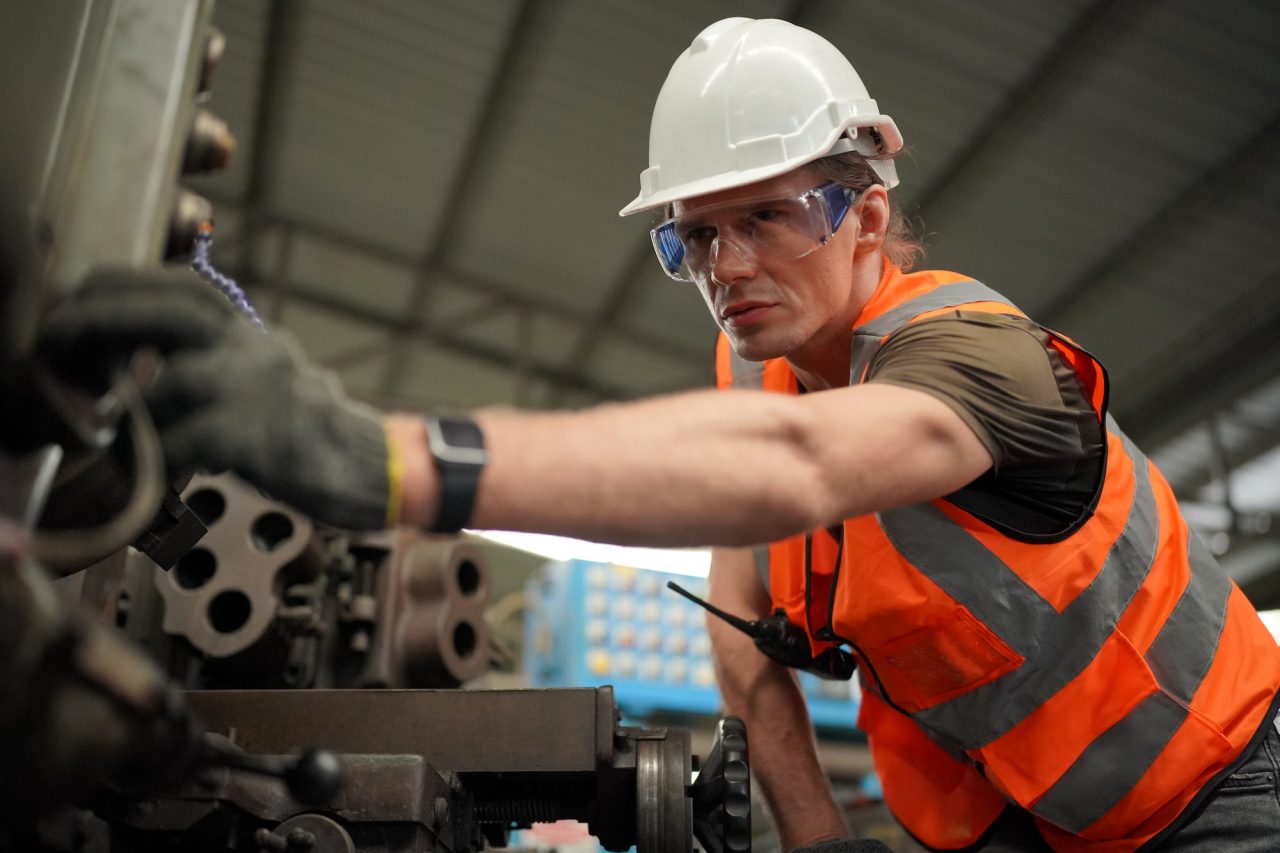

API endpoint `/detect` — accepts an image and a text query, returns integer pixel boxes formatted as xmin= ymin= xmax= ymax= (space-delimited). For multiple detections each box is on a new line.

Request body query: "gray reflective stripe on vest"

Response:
xmin=879 ymin=430 xmax=1158 ymax=749
xmin=1145 ymin=530 xmax=1231 ymax=702
xmin=849 ymin=280 xmax=1017 ymax=382
xmin=1032 ymin=691 xmax=1187 ymax=833
xmin=878 ymin=419 xmax=1233 ymax=832
xmin=1033 ymin=532 xmax=1230 ymax=832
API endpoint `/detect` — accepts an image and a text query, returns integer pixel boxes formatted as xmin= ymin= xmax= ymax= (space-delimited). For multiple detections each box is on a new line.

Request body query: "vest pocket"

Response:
xmin=871 ymin=606 xmax=1023 ymax=712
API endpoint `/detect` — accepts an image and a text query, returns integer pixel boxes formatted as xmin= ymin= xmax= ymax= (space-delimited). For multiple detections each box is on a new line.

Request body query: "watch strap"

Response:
xmin=425 ymin=416 xmax=485 ymax=533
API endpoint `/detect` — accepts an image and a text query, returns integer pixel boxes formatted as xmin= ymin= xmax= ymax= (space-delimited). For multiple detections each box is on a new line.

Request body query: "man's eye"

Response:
xmin=752 ymin=208 xmax=784 ymax=223
xmin=681 ymin=226 xmax=716 ymax=244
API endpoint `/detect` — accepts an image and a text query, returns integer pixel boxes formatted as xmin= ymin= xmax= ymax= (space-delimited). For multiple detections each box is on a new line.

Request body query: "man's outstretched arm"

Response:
xmin=391 ymin=379 xmax=991 ymax=545
xmin=42 ymin=269 xmax=993 ymax=544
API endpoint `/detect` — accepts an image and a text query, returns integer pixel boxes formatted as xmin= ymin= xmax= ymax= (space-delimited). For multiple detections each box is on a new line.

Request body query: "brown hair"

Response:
xmin=810 ymin=151 xmax=924 ymax=271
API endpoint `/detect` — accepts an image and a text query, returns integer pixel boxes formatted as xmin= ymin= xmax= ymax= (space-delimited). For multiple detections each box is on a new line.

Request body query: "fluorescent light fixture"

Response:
xmin=468 ymin=529 xmax=711 ymax=578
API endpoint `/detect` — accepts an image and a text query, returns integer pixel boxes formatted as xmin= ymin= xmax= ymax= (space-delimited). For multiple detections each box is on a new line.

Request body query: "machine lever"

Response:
xmin=199 ymin=735 xmax=343 ymax=806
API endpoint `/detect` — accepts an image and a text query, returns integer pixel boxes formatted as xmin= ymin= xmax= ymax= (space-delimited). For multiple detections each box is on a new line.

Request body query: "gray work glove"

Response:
xmin=39 ymin=268 xmax=396 ymax=530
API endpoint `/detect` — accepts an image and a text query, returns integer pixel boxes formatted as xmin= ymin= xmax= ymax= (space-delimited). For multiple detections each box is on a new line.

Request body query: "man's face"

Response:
xmin=676 ymin=168 xmax=862 ymax=362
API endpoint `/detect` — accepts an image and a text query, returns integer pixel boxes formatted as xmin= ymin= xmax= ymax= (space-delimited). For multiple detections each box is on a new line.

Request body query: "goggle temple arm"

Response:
xmin=651 ymin=222 xmax=686 ymax=277
xmin=819 ymin=183 xmax=859 ymax=237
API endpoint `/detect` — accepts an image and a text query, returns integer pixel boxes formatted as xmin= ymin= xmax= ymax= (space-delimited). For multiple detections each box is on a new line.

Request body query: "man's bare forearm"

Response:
xmin=721 ymin=630 xmax=849 ymax=845
xmin=706 ymin=548 xmax=847 ymax=850
xmin=711 ymin=616 xmax=848 ymax=849
xmin=390 ymin=383 xmax=991 ymax=544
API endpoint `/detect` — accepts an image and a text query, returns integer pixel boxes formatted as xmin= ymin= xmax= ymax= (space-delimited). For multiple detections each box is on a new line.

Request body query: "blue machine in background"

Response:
xmin=524 ymin=559 xmax=861 ymax=734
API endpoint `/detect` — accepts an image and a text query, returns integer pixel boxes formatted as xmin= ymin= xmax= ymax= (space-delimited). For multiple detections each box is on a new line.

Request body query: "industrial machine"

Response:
xmin=0 ymin=2 xmax=749 ymax=850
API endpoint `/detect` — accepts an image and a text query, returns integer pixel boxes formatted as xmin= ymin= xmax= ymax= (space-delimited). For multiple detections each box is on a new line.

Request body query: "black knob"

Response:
xmin=690 ymin=717 xmax=752 ymax=853
xmin=284 ymin=748 xmax=343 ymax=806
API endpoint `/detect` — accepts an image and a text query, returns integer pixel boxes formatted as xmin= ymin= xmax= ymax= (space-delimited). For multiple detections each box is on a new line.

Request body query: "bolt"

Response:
xmin=253 ymin=828 xmax=287 ymax=852
xmin=433 ymin=796 xmax=451 ymax=829
xmin=286 ymin=827 xmax=316 ymax=850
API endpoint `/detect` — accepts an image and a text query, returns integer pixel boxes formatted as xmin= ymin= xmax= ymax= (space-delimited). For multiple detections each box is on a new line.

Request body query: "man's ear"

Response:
xmin=853 ymin=184 xmax=890 ymax=257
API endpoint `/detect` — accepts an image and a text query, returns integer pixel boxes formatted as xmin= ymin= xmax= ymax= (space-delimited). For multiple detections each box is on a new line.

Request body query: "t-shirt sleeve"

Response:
xmin=864 ymin=311 xmax=1105 ymax=538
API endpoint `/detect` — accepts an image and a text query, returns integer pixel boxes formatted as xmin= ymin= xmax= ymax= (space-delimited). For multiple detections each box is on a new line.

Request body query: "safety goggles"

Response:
xmin=650 ymin=181 xmax=859 ymax=283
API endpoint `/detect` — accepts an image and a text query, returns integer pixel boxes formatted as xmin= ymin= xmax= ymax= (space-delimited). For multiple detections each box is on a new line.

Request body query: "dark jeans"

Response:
xmin=1151 ymin=713 xmax=1280 ymax=851
xmin=978 ymin=714 xmax=1280 ymax=852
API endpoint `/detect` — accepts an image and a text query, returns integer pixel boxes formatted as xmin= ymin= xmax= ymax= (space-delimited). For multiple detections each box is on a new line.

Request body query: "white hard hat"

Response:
xmin=619 ymin=18 xmax=903 ymax=217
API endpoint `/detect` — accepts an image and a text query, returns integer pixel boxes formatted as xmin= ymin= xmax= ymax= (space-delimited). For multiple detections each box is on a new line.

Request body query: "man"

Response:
xmin=39 ymin=17 xmax=1280 ymax=853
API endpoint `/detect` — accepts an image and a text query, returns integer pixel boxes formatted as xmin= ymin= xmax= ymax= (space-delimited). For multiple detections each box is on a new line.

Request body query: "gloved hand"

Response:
xmin=39 ymin=268 xmax=399 ymax=530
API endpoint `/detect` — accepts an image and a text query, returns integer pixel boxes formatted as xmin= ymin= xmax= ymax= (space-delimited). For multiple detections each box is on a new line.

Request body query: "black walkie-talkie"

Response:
xmin=667 ymin=581 xmax=855 ymax=680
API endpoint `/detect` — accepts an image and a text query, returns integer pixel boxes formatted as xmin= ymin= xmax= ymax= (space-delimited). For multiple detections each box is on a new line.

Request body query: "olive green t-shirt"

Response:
xmin=864 ymin=311 xmax=1105 ymax=540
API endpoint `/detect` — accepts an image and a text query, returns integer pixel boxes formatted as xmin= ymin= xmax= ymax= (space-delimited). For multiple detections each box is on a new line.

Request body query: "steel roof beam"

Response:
xmin=910 ymin=0 xmax=1133 ymax=224
xmin=202 ymin=194 xmax=707 ymax=365
xmin=237 ymin=271 xmax=628 ymax=402
xmin=239 ymin=0 xmax=302 ymax=318
xmin=1039 ymin=109 xmax=1280 ymax=325
xmin=380 ymin=0 xmax=541 ymax=398
xmin=1167 ymin=409 xmax=1280 ymax=494
xmin=1166 ymin=415 xmax=1280 ymax=499
xmin=1043 ymin=111 xmax=1280 ymax=453
xmin=1113 ymin=269 xmax=1280 ymax=450
xmin=549 ymin=241 xmax=658 ymax=406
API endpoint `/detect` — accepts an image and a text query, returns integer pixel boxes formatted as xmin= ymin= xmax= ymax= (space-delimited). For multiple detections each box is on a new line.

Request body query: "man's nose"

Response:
xmin=708 ymin=236 xmax=757 ymax=286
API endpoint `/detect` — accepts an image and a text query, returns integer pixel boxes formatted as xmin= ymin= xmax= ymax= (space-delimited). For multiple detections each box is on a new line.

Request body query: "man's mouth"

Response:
xmin=720 ymin=301 xmax=774 ymax=327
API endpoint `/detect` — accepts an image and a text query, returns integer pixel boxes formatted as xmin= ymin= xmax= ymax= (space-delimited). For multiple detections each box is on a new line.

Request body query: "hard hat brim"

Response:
xmin=619 ymin=118 xmax=902 ymax=217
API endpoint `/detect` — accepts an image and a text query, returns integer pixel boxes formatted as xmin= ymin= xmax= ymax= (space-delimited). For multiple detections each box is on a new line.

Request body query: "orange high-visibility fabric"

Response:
xmin=858 ymin=691 xmax=1008 ymax=848
xmin=713 ymin=260 xmax=1280 ymax=850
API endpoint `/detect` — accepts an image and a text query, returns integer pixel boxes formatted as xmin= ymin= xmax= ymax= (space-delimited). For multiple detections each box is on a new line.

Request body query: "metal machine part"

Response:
xmin=67 ymin=473 xmax=491 ymax=691
xmin=689 ymin=718 xmax=751 ymax=853
xmin=0 ymin=523 xmax=205 ymax=822
xmin=0 ymin=0 xmax=225 ymax=363
xmin=86 ymin=753 xmax=469 ymax=853
xmin=183 ymin=107 xmax=237 ymax=173
xmin=1 ymin=2 xmax=240 ymax=815
xmin=173 ymin=687 xmax=744 ymax=853
xmin=6 ymin=687 xmax=749 ymax=852
xmin=199 ymin=733 xmax=345 ymax=807
xmin=130 ymin=483 xmax=209 ymax=571
xmin=636 ymin=730 xmax=695 ymax=853
xmin=185 ymin=687 xmax=647 ymax=847
xmin=157 ymin=473 xmax=318 ymax=659
xmin=377 ymin=535 xmax=491 ymax=687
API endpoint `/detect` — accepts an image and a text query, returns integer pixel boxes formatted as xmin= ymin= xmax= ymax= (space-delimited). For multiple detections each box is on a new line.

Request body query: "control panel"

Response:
xmin=524 ymin=559 xmax=860 ymax=732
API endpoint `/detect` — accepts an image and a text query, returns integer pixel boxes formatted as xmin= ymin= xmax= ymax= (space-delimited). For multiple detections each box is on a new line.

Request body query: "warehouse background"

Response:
xmin=184 ymin=0 xmax=1280 ymax=599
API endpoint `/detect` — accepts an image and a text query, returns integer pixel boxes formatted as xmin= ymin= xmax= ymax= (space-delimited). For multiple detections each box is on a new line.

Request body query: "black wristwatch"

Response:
xmin=424 ymin=415 xmax=486 ymax=533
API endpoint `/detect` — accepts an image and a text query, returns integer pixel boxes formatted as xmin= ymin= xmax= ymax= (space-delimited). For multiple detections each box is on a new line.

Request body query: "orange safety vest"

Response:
xmin=715 ymin=261 xmax=1280 ymax=851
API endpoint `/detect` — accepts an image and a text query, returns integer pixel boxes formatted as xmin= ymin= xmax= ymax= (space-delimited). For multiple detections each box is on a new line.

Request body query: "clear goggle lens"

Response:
xmin=650 ymin=182 xmax=859 ymax=283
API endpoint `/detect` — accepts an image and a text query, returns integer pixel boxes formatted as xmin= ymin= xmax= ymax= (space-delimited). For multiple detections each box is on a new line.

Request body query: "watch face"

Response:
xmin=429 ymin=416 xmax=487 ymax=467
xmin=438 ymin=417 xmax=484 ymax=450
